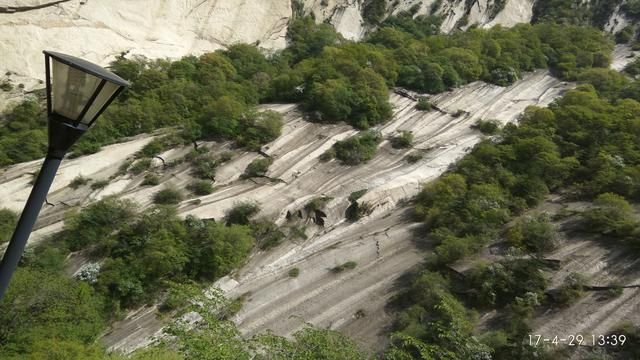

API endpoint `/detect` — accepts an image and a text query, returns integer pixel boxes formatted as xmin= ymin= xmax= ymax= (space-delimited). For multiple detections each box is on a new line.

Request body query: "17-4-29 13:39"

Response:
xmin=529 ymin=334 xmax=627 ymax=346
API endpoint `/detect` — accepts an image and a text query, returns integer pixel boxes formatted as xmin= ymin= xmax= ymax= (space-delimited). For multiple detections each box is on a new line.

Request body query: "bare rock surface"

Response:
xmin=0 ymin=0 xmax=293 ymax=90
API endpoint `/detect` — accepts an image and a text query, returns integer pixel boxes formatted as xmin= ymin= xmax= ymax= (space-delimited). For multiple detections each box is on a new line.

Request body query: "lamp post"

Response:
xmin=0 ymin=51 xmax=129 ymax=300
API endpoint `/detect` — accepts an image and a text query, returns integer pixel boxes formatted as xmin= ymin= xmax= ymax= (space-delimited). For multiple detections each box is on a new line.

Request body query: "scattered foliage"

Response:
xmin=187 ymin=180 xmax=214 ymax=196
xmin=153 ymin=187 xmax=184 ymax=205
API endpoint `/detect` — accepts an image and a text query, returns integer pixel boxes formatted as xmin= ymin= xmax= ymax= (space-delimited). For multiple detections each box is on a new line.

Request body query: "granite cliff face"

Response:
xmin=0 ymin=0 xmax=541 ymax=93
xmin=2 ymin=0 xmax=633 ymax=97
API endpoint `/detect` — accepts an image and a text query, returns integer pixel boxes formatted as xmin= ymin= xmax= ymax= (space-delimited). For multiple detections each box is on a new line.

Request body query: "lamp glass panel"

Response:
xmin=80 ymin=81 xmax=119 ymax=124
xmin=51 ymin=59 xmax=101 ymax=122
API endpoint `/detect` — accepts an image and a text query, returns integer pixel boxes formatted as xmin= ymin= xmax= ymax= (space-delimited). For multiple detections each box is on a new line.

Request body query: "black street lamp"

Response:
xmin=0 ymin=51 xmax=129 ymax=300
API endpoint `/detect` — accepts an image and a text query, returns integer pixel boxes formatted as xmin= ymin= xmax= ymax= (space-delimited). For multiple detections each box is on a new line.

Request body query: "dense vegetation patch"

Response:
xmin=390 ymin=70 xmax=640 ymax=358
xmin=323 ymin=131 xmax=382 ymax=165
xmin=0 ymin=196 xmax=260 ymax=358
xmin=0 ymin=16 xmax=614 ymax=167
xmin=533 ymin=0 xmax=623 ymax=28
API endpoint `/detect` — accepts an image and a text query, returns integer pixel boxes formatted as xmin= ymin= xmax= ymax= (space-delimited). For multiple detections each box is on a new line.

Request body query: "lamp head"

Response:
xmin=43 ymin=51 xmax=129 ymax=158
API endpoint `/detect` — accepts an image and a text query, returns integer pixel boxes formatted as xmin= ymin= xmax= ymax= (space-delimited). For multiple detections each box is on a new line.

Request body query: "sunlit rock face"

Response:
xmin=0 ymin=0 xmax=291 ymax=90
xmin=0 ymin=0 xmax=540 ymax=92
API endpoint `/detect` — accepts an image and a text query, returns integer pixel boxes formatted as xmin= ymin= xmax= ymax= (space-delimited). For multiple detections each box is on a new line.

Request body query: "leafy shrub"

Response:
xmin=625 ymin=58 xmax=640 ymax=78
xmin=0 ymin=208 xmax=17 ymax=243
xmin=69 ymin=175 xmax=90 ymax=189
xmin=187 ymin=180 xmax=214 ymax=196
xmin=244 ymin=158 xmax=272 ymax=177
xmin=552 ymin=272 xmax=587 ymax=306
xmin=505 ymin=214 xmax=557 ymax=254
xmin=252 ymin=220 xmax=285 ymax=250
xmin=430 ymin=0 xmax=442 ymax=14
xmin=622 ymin=0 xmax=640 ymax=20
xmin=288 ymin=268 xmax=300 ymax=277
xmin=0 ymin=268 xmax=106 ymax=354
xmin=116 ymin=159 xmax=133 ymax=176
xmin=466 ymin=259 xmax=548 ymax=307
xmin=616 ymin=26 xmax=635 ymax=44
xmin=349 ymin=189 xmax=368 ymax=202
xmin=319 ymin=148 xmax=336 ymax=162
xmin=331 ymin=261 xmax=357 ymax=273
xmin=141 ymin=173 xmax=160 ymax=186
xmin=405 ymin=152 xmax=423 ymax=163
xmin=218 ymin=151 xmax=234 ymax=163
xmin=68 ymin=140 xmax=102 ymax=158
xmin=284 ymin=16 xmax=343 ymax=64
xmin=235 ymin=110 xmax=284 ymax=150
xmin=153 ymin=187 xmax=184 ymax=205
xmin=363 ymin=0 xmax=386 ymax=24
xmin=472 ymin=119 xmax=500 ymax=135
xmin=415 ymin=97 xmax=432 ymax=111
xmin=390 ymin=130 xmax=414 ymax=149
xmin=304 ymin=197 xmax=332 ymax=213
xmin=62 ymin=197 xmax=136 ymax=251
xmin=583 ymin=193 xmax=638 ymax=239
xmin=604 ymin=283 xmax=624 ymax=299
xmin=225 ymin=202 xmax=260 ymax=225
xmin=137 ymin=133 xmax=183 ymax=158
xmin=346 ymin=201 xmax=373 ymax=222
xmin=187 ymin=150 xmax=217 ymax=180
xmin=333 ymin=131 xmax=381 ymax=165
xmin=90 ymin=180 xmax=109 ymax=190
xmin=129 ymin=159 xmax=152 ymax=175
xmin=289 ymin=226 xmax=308 ymax=240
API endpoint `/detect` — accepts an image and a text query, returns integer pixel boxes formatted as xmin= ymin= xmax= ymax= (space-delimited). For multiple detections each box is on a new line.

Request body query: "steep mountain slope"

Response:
xmin=3 ymin=45 xmax=634 ymax=353
xmin=2 ymin=2 xmax=640 ymax=358
xmin=9 ymin=44 xmax=634 ymax=354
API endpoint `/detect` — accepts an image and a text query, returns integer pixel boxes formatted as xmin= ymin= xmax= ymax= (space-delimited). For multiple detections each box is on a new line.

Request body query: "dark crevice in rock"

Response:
xmin=0 ymin=0 xmax=73 ymax=13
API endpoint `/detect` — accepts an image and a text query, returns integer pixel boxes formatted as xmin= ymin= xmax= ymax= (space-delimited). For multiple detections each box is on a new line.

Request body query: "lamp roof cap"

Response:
xmin=43 ymin=50 xmax=130 ymax=87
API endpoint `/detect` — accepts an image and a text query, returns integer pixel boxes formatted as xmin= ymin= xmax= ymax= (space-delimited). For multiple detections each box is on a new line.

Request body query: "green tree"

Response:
xmin=0 ymin=269 xmax=106 ymax=356
xmin=153 ymin=187 xmax=184 ymax=205
xmin=363 ymin=0 xmax=386 ymax=24
xmin=285 ymin=17 xmax=342 ymax=64
xmin=186 ymin=222 xmax=255 ymax=280
xmin=198 ymin=96 xmax=244 ymax=139
xmin=225 ymin=202 xmax=261 ymax=226
xmin=332 ymin=131 xmax=382 ymax=165
xmin=308 ymin=78 xmax=353 ymax=121
xmin=583 ymin=193 xmax=638 ymax=239
xmin=62 ymin=197 xmax=136 ymax=251
xmin=505 ymin=214 xmax=557 ymax=254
